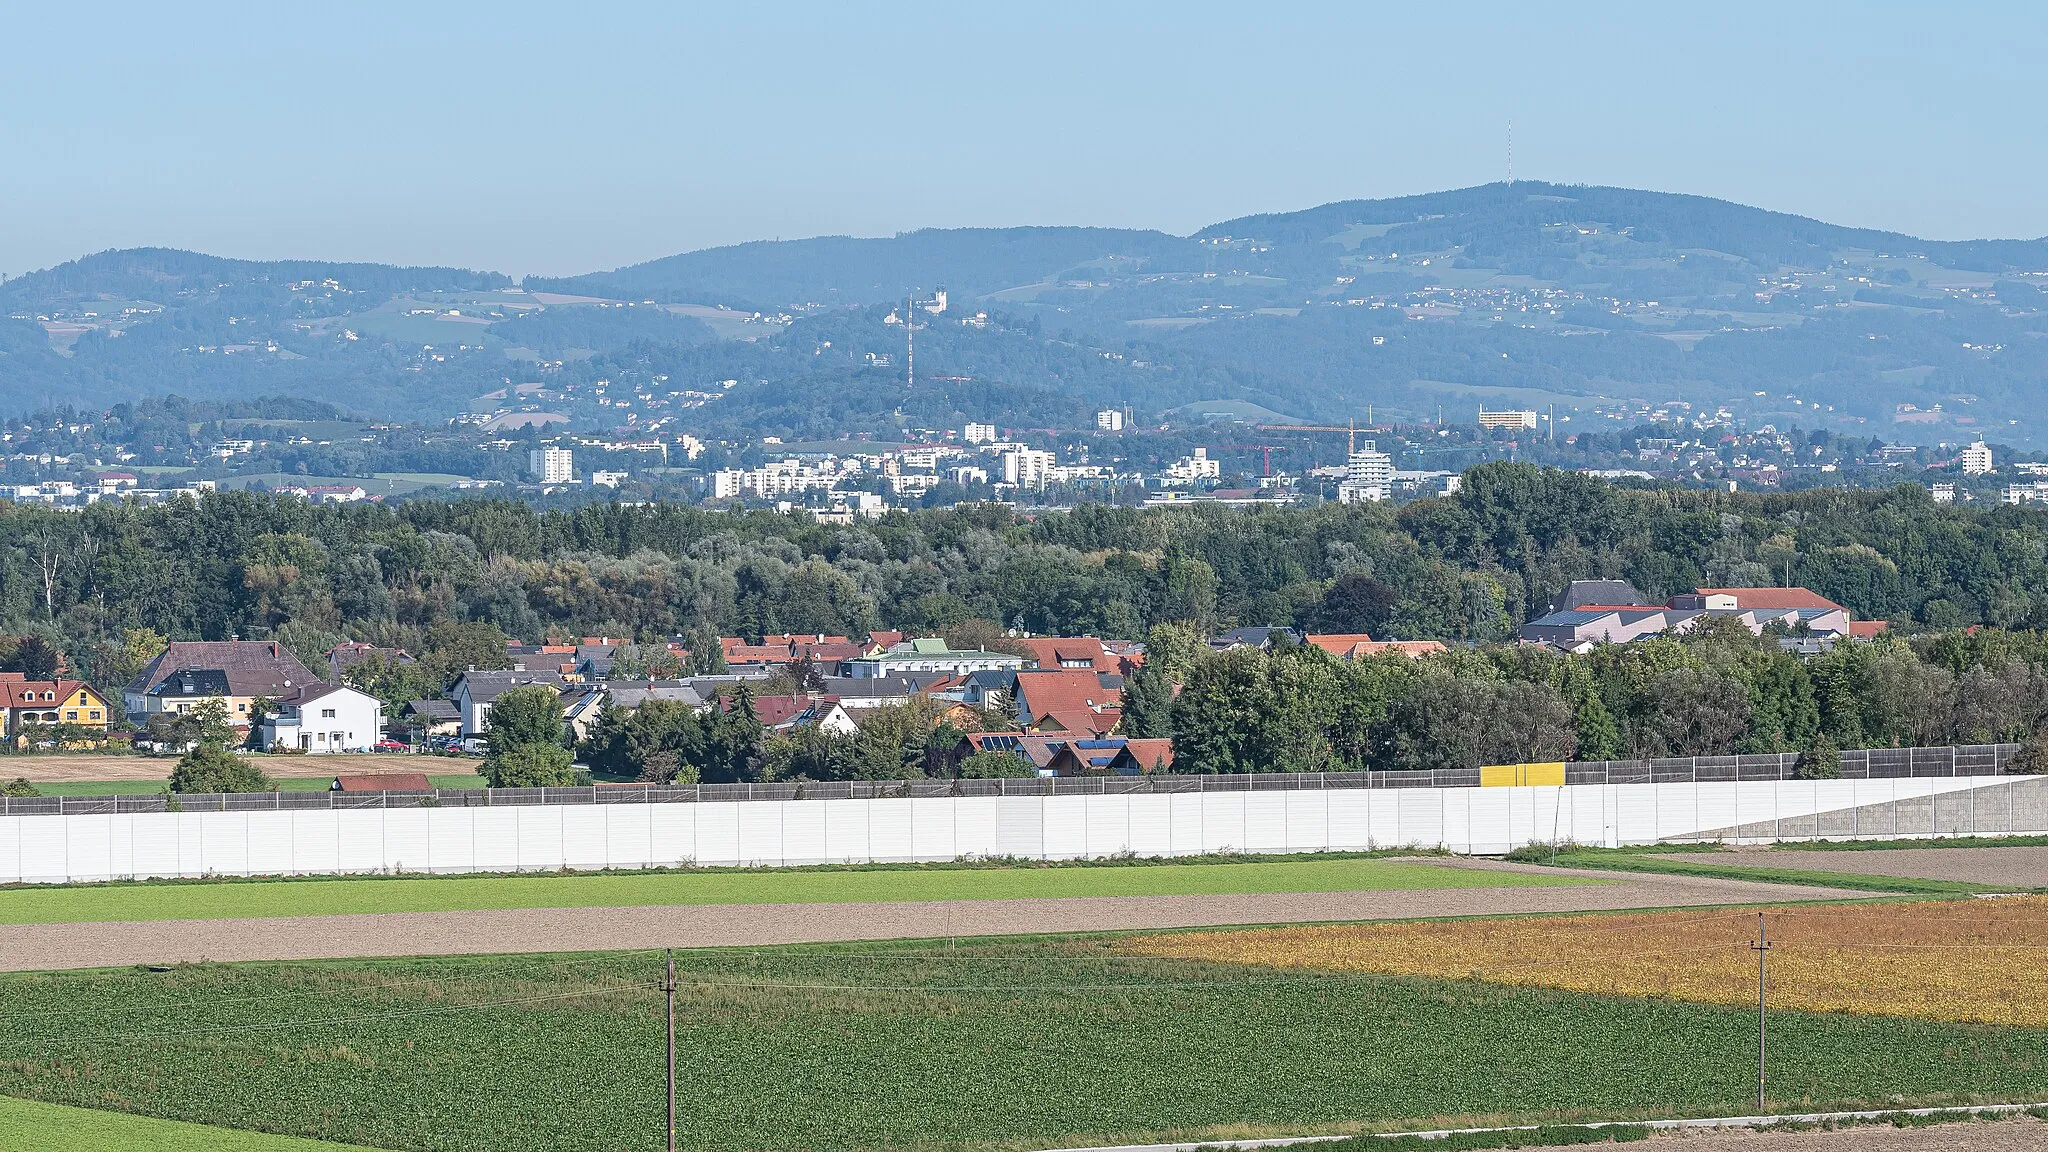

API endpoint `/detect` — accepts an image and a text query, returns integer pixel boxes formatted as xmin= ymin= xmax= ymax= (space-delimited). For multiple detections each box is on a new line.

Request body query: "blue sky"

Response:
xmin=2 ymin=2 xmax=2042 ymax=278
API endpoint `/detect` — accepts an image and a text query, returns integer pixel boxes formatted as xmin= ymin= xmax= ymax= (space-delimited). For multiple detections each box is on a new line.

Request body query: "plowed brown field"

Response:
xmin=1120 ymin=896 xmax=2048 ymax=1027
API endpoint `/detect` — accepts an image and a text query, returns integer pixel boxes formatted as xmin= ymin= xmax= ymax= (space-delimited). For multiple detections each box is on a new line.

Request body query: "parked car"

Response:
xmin=372 ymin=740 xmax=410 ymax=753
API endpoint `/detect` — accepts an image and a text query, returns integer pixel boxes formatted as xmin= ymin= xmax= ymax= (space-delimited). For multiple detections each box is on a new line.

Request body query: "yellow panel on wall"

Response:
xmin=1480 ymin=762 xmax=1568 ymax=786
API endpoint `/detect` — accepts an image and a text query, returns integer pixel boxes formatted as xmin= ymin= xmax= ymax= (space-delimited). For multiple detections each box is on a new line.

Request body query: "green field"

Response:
xmin=0 ymin=857 xmax=1586 ymax=925
xmin=0 ymin=939 xmax=2042 ymax=1152
xmin=29 ymin=775 xmax=484 ymax=797
xmin=0 ymin=1095 xmax=380 ymax=1152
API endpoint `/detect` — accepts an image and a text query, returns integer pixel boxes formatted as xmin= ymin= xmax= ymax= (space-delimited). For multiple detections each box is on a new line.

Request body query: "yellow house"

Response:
xmin=0 ymin=675 xmax=114 ymax=745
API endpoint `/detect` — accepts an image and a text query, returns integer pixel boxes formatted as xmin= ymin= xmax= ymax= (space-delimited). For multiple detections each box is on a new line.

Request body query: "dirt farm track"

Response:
xmin=0 ymin=863 xmax=1867 ymax=972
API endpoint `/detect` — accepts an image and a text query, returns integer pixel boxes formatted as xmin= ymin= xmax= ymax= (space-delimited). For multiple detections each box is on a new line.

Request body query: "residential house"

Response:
xmin=751 ymin=694 xmax=859 ymax=735
xmin=603 ymin=681 xmax=710 ymax=712
xmin=1304 ymin=635 xmax=1448 ymax=660
xmin=559 ymin=685 xmax=611 ymax=744
xmin=1109 ymin=738 xmax=1174 ymax=774
xmin=260 ymin=683 xmax=385 ymax=753
xmin=1519 ymin=586 xmax=1859 ymax=652
xmin=0 ymin=675 xmax=113 ymax=745
xmin=403 ymin=699 xmax=462 ymax=738
xmin=1209 ymin=626 xmax=1301 ymax=652
xmin=326 ymin=642 xmax=413 ymax=683
xmin=125 ymin=640 xmax=318 ymax=723
xmin=449 ymin=670 xmax=565 ymax=736
xmin=1046 ymin=739 xmax=1127 ymax=776
xmin=1015 ymin=636 xmax=1112 ymax=672
xmin=843 ymin=637 xmax=1025 ymax=679
xmin=1012 ymin=669 xmax=1123 ymax=736
xmin=817 ymin=675 xmax=938 ymax=710
xmin=961 ymin=731 xmax=1069 ymax=774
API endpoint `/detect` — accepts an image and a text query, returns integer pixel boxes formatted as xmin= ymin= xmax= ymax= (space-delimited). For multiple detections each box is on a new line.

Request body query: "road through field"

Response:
xmin=0 ymin=862 xmax=1869 ymax=971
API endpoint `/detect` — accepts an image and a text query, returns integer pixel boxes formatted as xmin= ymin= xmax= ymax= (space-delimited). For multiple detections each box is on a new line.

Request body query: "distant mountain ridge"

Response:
xmin=7 ymin=183 xmax=2048 ymax=445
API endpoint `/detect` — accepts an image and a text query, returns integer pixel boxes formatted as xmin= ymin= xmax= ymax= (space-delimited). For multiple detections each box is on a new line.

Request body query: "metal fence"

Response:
xmin=0 ymin=742 xmax=2021 ymax=817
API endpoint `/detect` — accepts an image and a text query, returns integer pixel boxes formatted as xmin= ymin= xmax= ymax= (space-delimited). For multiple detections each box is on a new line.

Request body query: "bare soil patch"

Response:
xmin=1666 ymin=846 xmax=2048 ymax=888
xmin=2 ymin=752 xmax=417 ymax=783
xmin=1631 ymin=1115 xmax=2048 ymax=1150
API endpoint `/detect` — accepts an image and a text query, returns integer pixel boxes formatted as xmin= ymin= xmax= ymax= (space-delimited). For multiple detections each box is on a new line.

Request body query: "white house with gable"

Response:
xmin=261 ymin=683 xmax=384 ymax=752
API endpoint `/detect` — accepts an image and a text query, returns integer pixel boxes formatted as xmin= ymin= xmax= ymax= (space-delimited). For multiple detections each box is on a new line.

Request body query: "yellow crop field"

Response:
xmin=1119 ymin=896 xmax=2048 ymax=1027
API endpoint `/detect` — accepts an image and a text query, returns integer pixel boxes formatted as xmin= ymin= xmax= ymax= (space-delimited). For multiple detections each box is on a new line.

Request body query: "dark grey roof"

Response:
xmin=455 ymin=670 xmax=565 ymax=704
xmin=1552 ymin=579 xmax=1648 ymax=612
xmin=406 ymin=699 xmax=459 ymax=721
xmin=128 ymin=641 xmax=317 ymax=699
xmin=147 ymin=668 xmax=231 ymax=698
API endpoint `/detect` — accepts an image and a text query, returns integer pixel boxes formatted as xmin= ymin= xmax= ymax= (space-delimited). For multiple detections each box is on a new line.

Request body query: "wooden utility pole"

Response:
xmin=665 ymin=948 xmax=676 ymax=1152
xmin=1751 ymin=913 xmax=1771 ymax=1112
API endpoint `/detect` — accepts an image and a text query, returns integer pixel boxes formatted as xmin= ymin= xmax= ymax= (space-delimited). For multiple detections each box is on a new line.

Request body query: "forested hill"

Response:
xmin=10 ymin=184 xmax=2048 ymax=442
xmin=1200 ymin=182 xmax=2048 ymax=273
xmin=525 ymin=227 xmax=1199 ymax=310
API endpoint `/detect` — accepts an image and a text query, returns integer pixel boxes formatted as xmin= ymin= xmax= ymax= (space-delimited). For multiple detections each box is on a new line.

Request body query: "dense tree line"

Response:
xmin=1146 ymin=621 xmax=2048 ymax=774
xmin=9 ymin=465 xmax=2048 ymax=704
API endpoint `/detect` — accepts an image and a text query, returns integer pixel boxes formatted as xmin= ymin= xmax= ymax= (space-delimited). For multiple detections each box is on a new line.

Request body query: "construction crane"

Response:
xmin=1221 ymin=444 xmax=1289 ymax=477
xmin=1255 ymin=417 xmax=1380 ymax=455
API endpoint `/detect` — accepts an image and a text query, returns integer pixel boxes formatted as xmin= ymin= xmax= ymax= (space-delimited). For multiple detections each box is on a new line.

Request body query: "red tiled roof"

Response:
xmin=1697 ymin=587 xmax=1845 ymax=612
xmin=1014 ymin=670 xmax=1120 ymax=721
xmin=1032 ymin=708 xmax=1121 ymax=738
xmin=1015 ymin=637 xmax=1110 ymax=670
xmin=1847 ymin=620 xmax=1889 ymax=639
xmin=0 ymin=678 xmax=99 ymax=709
xmin=750 ymin=694 xmax=825 ymax=728
xmin=1305 ymin=636 xmax=1446 ymax=660
xmin=1304 ymin=633 xmax=1374 ymax=654
xmin=1115 ymin=738 xmax=1175 ymax=772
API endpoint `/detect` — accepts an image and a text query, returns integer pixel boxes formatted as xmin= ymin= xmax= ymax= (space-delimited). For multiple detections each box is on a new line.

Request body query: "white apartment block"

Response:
xmin=1337 ymin=441 xmax=1394 ymax=503
xmin=1477 ymin=409 xmax=1539 ymax=431
xmin=1162 ymin=448 xmax=1222 ymax=485
xmin=1000 ymin=448 xmax=1057 ymax=490
xmin=963 ymin=422 xmax=999 ymax=445
xmin=1095 ymin=409 xmax=1125 ymax=431
xmin=710 ymin=459 xmax=838 ymax=500
xmin=1961 ymin=441 xmax=1995 ymax=475
xmin=2004 ymin=481 xmax=2048 ymax=506
xmin=528 ymin=446 xmax=574 ymax=483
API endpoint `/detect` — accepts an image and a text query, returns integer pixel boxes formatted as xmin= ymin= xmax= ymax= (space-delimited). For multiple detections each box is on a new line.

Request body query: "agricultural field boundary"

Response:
xmin=1032 ymin=1098 xmax=2048 ymax=1139
xmin=0 ymin=1093 xmax=384 ymax=1151
xmin=1543 ymin=848 xmax=2022 ymax=895
xmin=1032 ymin=1103 xmax=2048 ymax=1152
xmin=0 ymin=857 xmax=1584 ymax=925
xmin=0 ymin=866 xmax=1864 ymax=971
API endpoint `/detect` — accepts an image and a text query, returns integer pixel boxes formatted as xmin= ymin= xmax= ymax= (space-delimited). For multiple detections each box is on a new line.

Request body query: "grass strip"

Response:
xmin=0 ymin=856 xmax=1589 ymax=925
xmin=1763 ymin=834 xmax=2048 ymax=852
xmin=1 ymin=940 xmax=2044 ymax=1152
xmin=1547 ymin=848 xmax=2003 ymax=894
xmin=0 ymin=1093 xmax=386 ymax=1151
